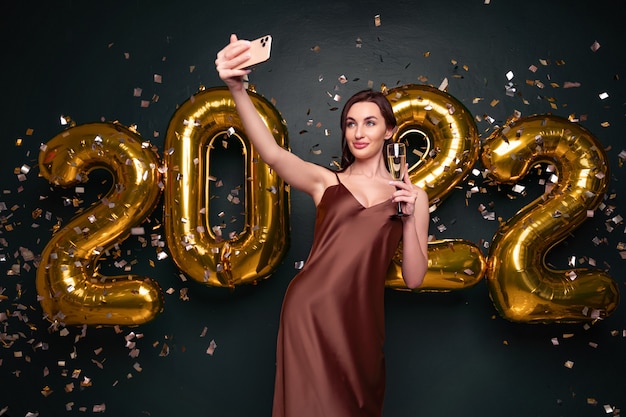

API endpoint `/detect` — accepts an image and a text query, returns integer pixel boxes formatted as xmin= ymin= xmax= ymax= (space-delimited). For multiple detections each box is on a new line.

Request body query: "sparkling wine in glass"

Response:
xmin=387 ymin=142 xmax=407 ymax=216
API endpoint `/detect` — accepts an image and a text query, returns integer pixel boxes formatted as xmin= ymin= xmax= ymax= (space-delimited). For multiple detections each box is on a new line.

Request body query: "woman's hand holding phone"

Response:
xmin=216 ymin=34 xmax=272 ymax=90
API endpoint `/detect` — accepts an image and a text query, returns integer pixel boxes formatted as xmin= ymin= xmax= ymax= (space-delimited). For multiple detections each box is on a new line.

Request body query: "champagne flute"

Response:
xmin=387 ymin=142 xmax=407 ymax=216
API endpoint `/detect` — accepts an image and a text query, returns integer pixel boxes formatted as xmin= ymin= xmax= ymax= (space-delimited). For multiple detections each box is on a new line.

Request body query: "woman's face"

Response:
xmin=344 ymin=101 xmax=394 ymax=161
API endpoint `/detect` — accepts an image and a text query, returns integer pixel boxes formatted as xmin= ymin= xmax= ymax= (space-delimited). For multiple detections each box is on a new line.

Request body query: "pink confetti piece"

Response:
xmin=93 ymin=404 xmax=106 ymax=412
xmin=590 ymin=40 xmax=601 ymax=52
xmin=206 ymin=340 xmax=217 ymax=355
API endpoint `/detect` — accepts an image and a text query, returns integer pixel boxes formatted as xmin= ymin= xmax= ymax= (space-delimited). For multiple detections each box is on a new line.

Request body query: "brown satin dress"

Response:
xmin=272 ymin=174 xmax=403 ymax=417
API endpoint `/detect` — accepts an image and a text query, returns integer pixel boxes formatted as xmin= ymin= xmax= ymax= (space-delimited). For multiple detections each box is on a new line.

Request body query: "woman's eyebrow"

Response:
xmin=346 ymin=115 xmax=379 ymax=121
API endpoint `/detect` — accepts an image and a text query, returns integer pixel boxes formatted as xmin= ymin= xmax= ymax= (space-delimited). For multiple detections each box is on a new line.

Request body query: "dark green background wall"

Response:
xmin=1 ymin=1 xmax=625 ymax=416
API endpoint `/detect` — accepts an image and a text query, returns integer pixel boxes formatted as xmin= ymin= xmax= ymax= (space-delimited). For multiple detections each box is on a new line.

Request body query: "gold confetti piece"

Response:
xmin=374 ymin=14 xmax=381 ymax=26
xmin=310 ymin=45 xmax=320 ymax=52
xmin=26 ymin=128 xmax=34 ymax=135
xmin=133 ymin=87 xmax=142 ymax=97
xmin=490 ymin=99 xmax=499 ymax=107
xmin=564 ymin=360 xmax=574 ymax=368
xmin=154 ymin=74 xmax=162 ymax=83
xmin=423 ymin=51 xmax=430 ymax=57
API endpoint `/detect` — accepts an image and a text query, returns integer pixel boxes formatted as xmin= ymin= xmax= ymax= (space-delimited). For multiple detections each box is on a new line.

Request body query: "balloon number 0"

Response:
xmin=36 ymin=88 xmax=618 ymax=325
xmin=163 ymin=87 xmax=290 ymax=288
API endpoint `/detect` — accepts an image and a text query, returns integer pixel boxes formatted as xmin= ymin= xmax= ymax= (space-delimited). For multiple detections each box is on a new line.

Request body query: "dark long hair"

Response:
xmin=339 ymin=89 xmax=397 ymax=171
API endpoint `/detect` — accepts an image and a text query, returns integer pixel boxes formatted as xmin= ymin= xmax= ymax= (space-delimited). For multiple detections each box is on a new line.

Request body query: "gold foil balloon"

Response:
xmin=481 ymin=114 xmax=619 ymax=323
xmin=163 ymin=86 xmax=290 ymax=287
xmin=386 ymin=239 xmax=486 ymax=291
xmin=386 ymin=84 xmax=480 ymax=205
xmin=37 ymin=123 xmax=164 ymax=326
xmin=384 ymin=84 xmax=486 ymax=291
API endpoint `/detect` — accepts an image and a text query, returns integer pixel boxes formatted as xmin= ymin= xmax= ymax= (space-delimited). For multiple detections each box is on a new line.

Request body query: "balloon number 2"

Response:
xmin=35 ymin=88 xmax=618 ymax=325
xmin=37 ymin=123 xmax=164 ymax=326
xmin=481 ymin=115 xmax=619 ymax=323
xmin=383 ymin=85 xmax=487 ymax=292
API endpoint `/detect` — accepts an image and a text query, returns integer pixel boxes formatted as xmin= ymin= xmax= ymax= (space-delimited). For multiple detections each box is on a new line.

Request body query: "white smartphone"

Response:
xmin=235 ymin=35 xmax=272 ymax=70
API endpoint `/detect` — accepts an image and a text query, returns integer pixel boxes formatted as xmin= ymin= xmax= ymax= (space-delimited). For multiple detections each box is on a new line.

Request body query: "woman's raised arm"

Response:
xmin=215 ymin=34 xmax=330 ymax=200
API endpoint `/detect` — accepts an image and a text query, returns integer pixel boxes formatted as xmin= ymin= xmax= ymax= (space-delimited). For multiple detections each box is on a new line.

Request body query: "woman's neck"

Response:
xmin=346 ymin=157 xmax=388 ymax=178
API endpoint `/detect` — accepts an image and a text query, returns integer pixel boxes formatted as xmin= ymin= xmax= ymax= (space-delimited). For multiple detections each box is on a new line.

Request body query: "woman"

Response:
xmin=216 ymin=34 xmax=429 ymax=417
